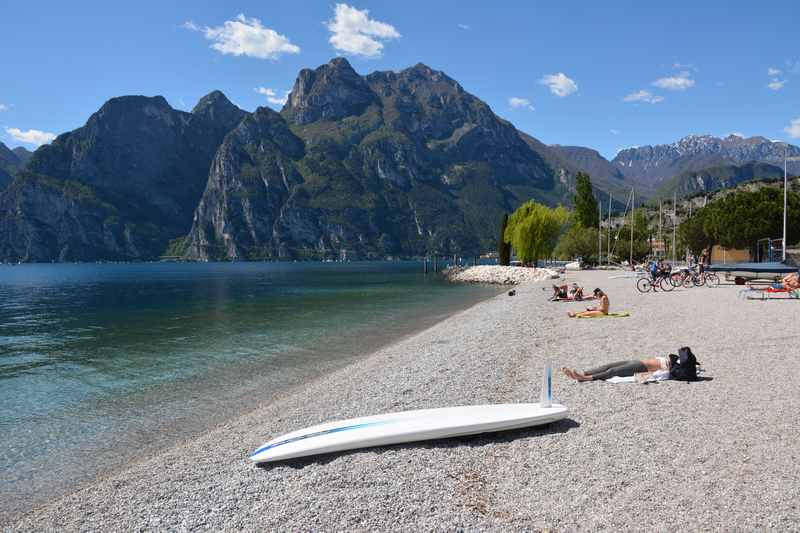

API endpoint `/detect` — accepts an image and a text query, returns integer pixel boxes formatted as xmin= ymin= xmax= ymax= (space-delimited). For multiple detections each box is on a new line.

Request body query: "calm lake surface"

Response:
xmin=0 ymin=261 xmax=498 ymax=521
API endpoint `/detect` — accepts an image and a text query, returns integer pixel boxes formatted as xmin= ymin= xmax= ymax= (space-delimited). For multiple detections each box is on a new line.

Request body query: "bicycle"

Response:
xmin=636 ymin=273 xmax=673 ymax=293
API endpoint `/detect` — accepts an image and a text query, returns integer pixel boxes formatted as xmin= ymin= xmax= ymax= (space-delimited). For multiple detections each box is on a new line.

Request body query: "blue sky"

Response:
xmin=1 ymin=1 xmax=798 ymax=158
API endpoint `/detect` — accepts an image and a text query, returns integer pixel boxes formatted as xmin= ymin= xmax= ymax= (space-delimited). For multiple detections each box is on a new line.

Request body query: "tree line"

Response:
xmin=497 ymin=170 xmax=799 ymax=267
xmin=678 ymin=187 xmax=800 ymax=255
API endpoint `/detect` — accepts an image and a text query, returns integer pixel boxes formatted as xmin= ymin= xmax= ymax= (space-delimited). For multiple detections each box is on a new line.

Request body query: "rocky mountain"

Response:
xmin=543 ymin=143 xmax=640 ymax=204
xmin=0 ymin=165 xmax=11 ymax=191
xmin=185 ymin=58 xmax=560 ymax=261
xmin=0 ymin=142 xmax=31 ymax=191
xmin=12 ymin=146 xmax=33 ymax=166
xmin=655 ymin=161 xmax=785 ymax=199
xmin=613 ymin=134 xmax=800 ymax=187
xmin=0 ymin=92 xmax=245 ymax=262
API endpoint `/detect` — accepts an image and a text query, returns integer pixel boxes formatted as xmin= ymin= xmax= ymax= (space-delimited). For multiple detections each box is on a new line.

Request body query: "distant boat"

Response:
xmin=708 ymin=261 xmax=796 ymax=281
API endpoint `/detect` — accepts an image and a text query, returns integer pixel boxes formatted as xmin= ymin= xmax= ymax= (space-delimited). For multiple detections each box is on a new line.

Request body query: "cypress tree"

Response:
xmin=574 ymin=172 xmax=600 ymax=228
xmin=498 ymin=213 xmax=511 ymax=265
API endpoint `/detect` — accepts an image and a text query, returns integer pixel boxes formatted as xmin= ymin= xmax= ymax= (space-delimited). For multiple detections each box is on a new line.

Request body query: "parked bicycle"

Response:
xmin=636 ymin=271 xmax=674 ymax=293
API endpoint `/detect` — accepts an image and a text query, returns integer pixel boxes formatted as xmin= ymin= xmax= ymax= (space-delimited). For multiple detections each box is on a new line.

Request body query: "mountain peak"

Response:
xmin=192 ymin=90 xmax=242 ymax=123
xmin=283 ymin=58 xmax=378 ymax=125
xmin=612 ymin=133 xmax=800 ymax=187
xmin=327 ymin=56 xmax=355 ymax=70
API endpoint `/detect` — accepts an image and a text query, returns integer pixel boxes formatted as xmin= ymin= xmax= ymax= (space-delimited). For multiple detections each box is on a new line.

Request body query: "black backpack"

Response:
xmin=669 ymin=346 xmax=700 ymax=381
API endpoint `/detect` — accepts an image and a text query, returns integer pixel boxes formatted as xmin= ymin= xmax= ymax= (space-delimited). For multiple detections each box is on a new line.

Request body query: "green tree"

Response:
xmin=573 ymin=172 xmax=599 ymax=228
xmin=678 ymin=207 xmax=714 ymax=255
xmin=613 ymin=208 xmax=651 ymax=262
xmin=505 ymin=201 xmax=569 ymax=265
xmin=554 ymin=223 xmax=599 ymax=261
xmin=676 ymin=188 xmax=800 ymax=254
xmin=497 ymin=213 xmax=511 ymax=266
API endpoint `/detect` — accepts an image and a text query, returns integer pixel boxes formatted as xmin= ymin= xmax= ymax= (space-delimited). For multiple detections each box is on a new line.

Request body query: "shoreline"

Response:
xmin=1 ymin=280 xmax=502 ymax=527
xmin=9 ymin=272 xmax=800 ymax=531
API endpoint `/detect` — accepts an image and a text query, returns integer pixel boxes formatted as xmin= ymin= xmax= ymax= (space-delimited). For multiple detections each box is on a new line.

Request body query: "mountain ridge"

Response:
xmin=0 ymin=92 xmax=245 ymax=262
xmin=612 ymin=134 xmax=800 ymax=187
xmin=184 ymin=57 xmax=561 ymax=261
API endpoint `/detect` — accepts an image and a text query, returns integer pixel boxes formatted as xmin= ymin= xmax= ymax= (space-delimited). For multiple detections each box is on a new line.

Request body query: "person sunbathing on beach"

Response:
xmin=550 ymin=283 xmax=586 ymax=301
xmin=747 ymin=271 xmax=800 ymax=291
xmin=561 ymin=347 xmax=700 ymax=382
xmin=567 ymin=288 xmax=607 ymax=317
xmin=550 ymin=284 xmax=569 ymax=300
xmin=561 ymin=356 xmax=670 ymax=381
xmin=778 ymin=272 xmax=799 ymax=290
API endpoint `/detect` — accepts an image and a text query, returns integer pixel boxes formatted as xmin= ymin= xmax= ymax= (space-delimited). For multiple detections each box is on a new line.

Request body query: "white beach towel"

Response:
xmin=605 ymin=370 xmax=672 ymax=384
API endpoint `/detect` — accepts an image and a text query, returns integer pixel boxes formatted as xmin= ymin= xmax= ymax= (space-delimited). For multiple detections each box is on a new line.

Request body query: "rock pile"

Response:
xmin=444 ymin=265 xmax=560 ymax=285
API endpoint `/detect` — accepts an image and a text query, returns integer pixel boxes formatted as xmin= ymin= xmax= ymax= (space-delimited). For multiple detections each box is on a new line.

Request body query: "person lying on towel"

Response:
xmin=568 ymin=288 xmax=608 ymax=318
xmin=561 ymin=347 xmax=700 ymax=382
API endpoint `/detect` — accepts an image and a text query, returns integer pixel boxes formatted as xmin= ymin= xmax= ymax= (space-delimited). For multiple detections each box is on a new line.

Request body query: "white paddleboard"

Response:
xmin=250 ymin=403 xmax=568 ymax=463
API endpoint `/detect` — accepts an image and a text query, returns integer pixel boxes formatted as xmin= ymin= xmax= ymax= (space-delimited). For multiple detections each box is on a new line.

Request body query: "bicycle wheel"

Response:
xmin=636 ymin=278 xmax=652 ymax=293
xmin=705 ymin=272 xmax=720 ymax=287
xmin=659 ymin=276 xmax=674 ymax=291
xmin=682 ymin=275 xmax=694 ymax=288
xmin=692 ymin=274 xmax=704 ymax=287
xmin=670 ymin=273 xmax=682 ymax=287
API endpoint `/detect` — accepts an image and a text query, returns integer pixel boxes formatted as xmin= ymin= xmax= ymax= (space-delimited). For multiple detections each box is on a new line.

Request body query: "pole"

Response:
xmin=783 ymin=144 xmax=788 ymax=262
xmin=598 ymin=199 xmax=602 ymax=266
xmin=607 ymin=192 xmax=612 ymax=263
xmin=673 ymin=191 xmax=677 ymax=266
xmin=629 ymin=188 xmax=634 ymax=266
xmin=658 ymin=201 xmax=662 ymax=258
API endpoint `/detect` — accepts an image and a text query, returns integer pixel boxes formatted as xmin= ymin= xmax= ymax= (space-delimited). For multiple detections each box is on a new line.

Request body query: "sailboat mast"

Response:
xmin=659 ymin=201 xmax=662 ymax=258
xmin=629 ymin=188 xmax=634 ymax=266
xmin=607 ymin=193 xmax=612 ymax=263
xmin=598 ymin=199 xmax=602 ymax=266
xmin=673 ymin=191 xmax=677 ymax=265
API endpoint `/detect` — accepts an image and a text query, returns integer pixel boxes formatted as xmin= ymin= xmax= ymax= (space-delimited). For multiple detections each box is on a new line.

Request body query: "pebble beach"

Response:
xmin=7 ymin=270 xmax=800 ymax=531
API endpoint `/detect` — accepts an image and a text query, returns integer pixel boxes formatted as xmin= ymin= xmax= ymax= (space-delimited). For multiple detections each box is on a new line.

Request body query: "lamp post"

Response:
xmin=772 ymin=139 xmax=799 ymax=263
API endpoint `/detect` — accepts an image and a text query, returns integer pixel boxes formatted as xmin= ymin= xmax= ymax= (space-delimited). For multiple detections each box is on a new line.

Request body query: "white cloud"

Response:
xmin=255 ymin=87 xmax=289 ymax=106
xmin=652 ymin=71 xmax=695 ymax=90
xmin=768 ymin=78 xmax=786 ymax=91
xmin=457 ymin=24 xmax=470 ymax=30
xmin=673 ymin=62 xmax=697 ymax=71
xmin=785 ymin=118 xmax=800 ymax=139
xmin=508 ymin=97 xmax=534 ymax=110
xmin=623 ymin=90 xmax=664 ymax=104
xmin=768 ymin=67 xmax=782 ymax=76
xmin=728 ymin=132 xmax=745 ymax=138
xmin=610 ymin=129 xmax=619 ymax=135
xmin=5 ymin=127 xmax=56 ymax=146
xmin=539 ymin=73 xmax=578 ymax=97
xmin=326 ymin=4 xmax=400 ymax=58
xmin=185 ymin=14 xmax=300 ymax=60
xmin=0 ymin=104 xmax=9 ymax=112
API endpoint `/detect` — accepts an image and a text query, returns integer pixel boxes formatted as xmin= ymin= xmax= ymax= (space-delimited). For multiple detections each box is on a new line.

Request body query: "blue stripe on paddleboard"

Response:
xmin=250 ymin=420 xmax=395 ymax=459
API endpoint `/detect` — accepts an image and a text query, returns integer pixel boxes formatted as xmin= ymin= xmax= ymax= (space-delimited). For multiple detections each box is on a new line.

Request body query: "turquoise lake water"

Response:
xmin=0 ymin=261 xmax=498 ymax=522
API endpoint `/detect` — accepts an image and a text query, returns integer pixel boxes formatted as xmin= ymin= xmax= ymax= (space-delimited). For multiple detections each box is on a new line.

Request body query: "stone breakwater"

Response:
xmin=444 ymin=265 xmax=560 ymax=284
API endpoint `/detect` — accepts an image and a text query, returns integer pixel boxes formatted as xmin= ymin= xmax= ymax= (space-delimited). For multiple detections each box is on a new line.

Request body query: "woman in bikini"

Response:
xmin=568 ymin=288 xmax=608 ymax=318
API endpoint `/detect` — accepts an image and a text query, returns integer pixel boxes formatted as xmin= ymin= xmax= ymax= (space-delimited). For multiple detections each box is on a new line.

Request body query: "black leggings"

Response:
xmin=584 ymin=360 xmax=648 ymax=381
